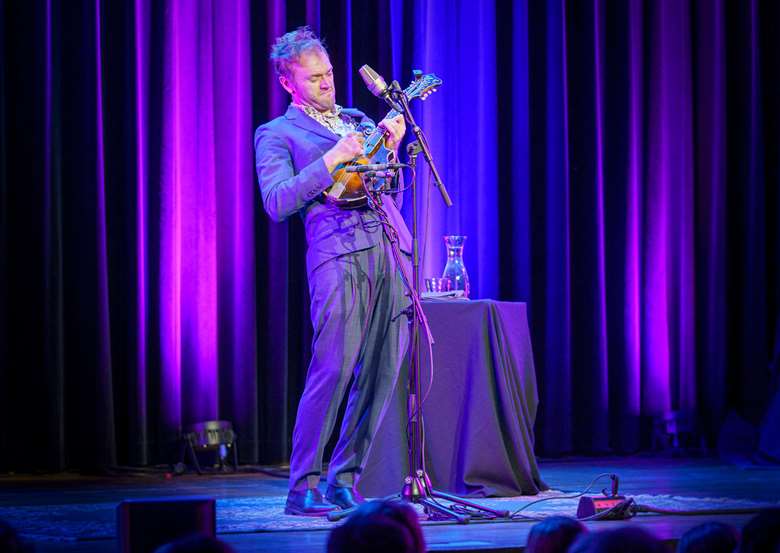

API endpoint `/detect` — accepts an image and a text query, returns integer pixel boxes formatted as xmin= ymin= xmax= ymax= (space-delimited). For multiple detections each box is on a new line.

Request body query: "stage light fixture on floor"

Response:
xmin=178 ymin=420 xmax=238 ymax=475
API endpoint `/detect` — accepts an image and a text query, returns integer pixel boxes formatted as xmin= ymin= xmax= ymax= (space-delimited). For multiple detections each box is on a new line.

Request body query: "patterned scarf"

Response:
xmin=292 ymin=103 xmax=356 ymax=137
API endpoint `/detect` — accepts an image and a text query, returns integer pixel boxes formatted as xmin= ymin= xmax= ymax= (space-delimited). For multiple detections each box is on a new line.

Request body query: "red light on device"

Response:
xmin=577 ymin=495 xmax=634 ymax=519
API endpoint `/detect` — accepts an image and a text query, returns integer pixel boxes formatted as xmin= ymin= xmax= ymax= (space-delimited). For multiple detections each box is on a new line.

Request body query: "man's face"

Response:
xmin=280 ymin=49 xmax=335 ymax=113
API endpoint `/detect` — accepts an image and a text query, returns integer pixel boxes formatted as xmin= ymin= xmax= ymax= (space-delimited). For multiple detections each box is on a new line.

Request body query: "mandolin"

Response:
xmin=324 ymin=72 xmax=442 ymax=209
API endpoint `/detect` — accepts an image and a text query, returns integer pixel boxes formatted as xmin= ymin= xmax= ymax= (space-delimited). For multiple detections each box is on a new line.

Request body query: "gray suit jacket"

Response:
xmin=255 ymin=105 xmax=412 ymax=276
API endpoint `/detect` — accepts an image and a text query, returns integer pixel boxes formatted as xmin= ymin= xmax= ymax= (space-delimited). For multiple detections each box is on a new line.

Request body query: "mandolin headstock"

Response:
xmin=403 ymin=70 xmax=442 ymax=102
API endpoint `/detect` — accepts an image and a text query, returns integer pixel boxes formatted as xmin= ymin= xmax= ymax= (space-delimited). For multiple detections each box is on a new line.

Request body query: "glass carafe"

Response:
xmin=442 ymin=235 xmax=470 ymax=298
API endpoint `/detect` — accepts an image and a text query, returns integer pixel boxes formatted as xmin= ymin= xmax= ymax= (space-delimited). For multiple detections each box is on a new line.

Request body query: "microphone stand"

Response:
xmin=379 ymin=83 xmax=506 ymax=523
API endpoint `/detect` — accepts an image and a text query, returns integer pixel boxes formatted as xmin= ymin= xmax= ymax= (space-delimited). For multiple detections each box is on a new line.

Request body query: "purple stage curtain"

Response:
xmin=157 ymin=0 xmax=257 ymax=453
xmin=0 ymin=0 xmax=778 ymax=471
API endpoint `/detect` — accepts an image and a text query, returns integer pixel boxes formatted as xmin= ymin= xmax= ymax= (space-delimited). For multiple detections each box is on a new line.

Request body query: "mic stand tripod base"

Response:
xmin=401 ymin=470 xmax=510 ymax=523
xmin=402 ymin=472 xmax=470 ymax=523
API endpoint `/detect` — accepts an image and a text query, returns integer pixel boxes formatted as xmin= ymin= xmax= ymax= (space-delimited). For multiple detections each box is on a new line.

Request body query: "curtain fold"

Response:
xmin=1 ymin=0 xmax=777 ymax=470
xmin=694 ymin=0 xmax=728 ymax=439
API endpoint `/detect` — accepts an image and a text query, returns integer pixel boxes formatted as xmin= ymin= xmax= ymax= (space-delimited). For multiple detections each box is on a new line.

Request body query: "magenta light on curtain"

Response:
xmin=159 ymin=0 xmax=254 ymax=429
xmin=624 ymin=0 xmax=643 ymax=418
xmin=643 ymin=0 xmax=696 ymax=415
xmin=211 ymin=0 xmax=256 ymax=437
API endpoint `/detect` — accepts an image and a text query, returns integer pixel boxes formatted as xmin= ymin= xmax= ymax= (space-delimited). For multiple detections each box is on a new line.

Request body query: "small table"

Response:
xmin=358 ymin=299 xmax=547 ymax=497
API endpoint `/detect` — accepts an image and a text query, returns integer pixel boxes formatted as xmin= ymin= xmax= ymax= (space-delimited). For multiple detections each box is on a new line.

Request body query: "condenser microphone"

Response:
xmin=359 ymin=65 xmax=390 ymax=98
xmin=359 ymin=65 xmax=402 ymax=110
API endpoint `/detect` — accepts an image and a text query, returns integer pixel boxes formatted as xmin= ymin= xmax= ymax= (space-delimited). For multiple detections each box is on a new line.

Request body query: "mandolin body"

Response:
xmin=326 ymin=141 xmax=390 ymax=209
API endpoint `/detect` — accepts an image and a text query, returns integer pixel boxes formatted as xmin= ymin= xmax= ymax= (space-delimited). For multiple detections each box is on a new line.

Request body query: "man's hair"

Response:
xmin=270 ymin=26 xmax=327 ymax=79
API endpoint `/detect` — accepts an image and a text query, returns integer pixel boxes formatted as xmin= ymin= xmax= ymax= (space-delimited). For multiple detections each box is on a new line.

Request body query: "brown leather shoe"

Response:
xmin=284 ymin=488 xmax=337 ymax=516
xmin=325 ymin=485 xmax=366 ymax=510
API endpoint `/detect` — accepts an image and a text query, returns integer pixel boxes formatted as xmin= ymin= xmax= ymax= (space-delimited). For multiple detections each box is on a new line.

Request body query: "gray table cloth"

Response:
xmin=357 ymin=299 xmax=548 ymax=498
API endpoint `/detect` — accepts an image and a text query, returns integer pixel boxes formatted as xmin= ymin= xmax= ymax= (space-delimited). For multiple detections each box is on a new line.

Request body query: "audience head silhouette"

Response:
xmin=327 ymin=499 xmax=425 ymax=553
xmin=0 ymin=519 xmax=32 ymax=553
xmin=677 ymin=521 xmax=739 ymax=553
xmin=526 ymin=516 xmax=587 ymax=553
xmin=738 ymin=508 xmax=780 ymax=553
xmin=569 ymin=526 xmax=669 ymax=553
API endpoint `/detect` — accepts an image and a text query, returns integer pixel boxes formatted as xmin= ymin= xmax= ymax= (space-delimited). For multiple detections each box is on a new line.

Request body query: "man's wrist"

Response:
xmin=323 ymin=150 xmax=340 ymax=173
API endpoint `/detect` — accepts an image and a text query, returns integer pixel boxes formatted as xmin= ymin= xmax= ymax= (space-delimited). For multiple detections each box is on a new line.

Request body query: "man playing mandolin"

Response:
xmin=254 ymin=26 xmax=412 ymax=516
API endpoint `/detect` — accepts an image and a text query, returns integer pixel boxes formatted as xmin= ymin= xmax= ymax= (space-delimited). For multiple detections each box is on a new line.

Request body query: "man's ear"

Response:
xmin=279 ymin=75 xmax=293 ymax=95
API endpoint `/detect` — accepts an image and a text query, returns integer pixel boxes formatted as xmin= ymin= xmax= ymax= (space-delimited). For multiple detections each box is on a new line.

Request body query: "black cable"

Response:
xmin=633 ymin=504 xmax=764 ymax=516
xmin=510 ymin=496 xmax=637 ymax=523
xmin=510 ymin=473 xmax=617 ymax=518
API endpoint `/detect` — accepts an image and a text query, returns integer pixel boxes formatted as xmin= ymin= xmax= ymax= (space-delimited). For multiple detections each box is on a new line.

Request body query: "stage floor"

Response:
xmin=1 ymin=455 xmax=778 ymax=552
